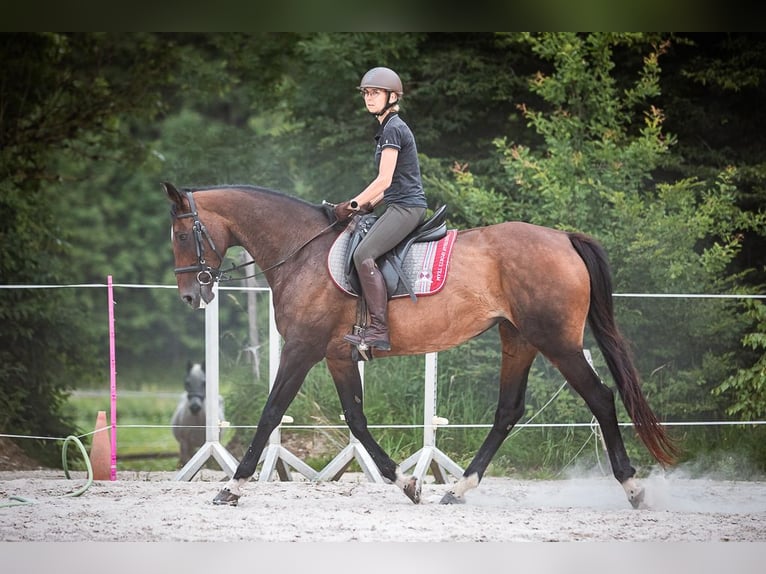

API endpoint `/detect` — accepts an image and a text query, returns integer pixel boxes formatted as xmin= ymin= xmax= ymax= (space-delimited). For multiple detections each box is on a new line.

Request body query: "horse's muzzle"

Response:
xmin=189 ymin=399 xmax=203 ymax=415
xmin=180 ymin=285 xmax=214 ymax=309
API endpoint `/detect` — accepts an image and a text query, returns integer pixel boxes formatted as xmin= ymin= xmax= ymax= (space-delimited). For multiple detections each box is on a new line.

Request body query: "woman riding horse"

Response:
xmin=334 ymin=67 xmax=428 ymax=352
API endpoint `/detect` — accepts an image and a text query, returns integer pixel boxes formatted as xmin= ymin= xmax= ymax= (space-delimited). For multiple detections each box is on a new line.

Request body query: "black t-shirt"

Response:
xmin=374 ymin=113 xmax=427 ymax=208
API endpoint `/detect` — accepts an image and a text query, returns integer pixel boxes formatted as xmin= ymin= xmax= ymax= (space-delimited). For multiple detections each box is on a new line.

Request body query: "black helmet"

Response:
xmin=358 ymin=67 xmax=403 ymax=96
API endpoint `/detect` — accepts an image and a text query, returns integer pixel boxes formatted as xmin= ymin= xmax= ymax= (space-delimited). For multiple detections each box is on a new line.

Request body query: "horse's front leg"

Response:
xmin=213 ymin=341 xmax=322 ymax=506
xmin=326 ymin=357 xmax=421 ymax=504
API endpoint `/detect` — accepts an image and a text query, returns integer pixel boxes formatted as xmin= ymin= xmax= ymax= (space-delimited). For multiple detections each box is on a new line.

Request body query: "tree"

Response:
xmin=659 ymin=33 xmax=766 ymax=286
xmin=0 ymin=33 xmax=186 ymax=461
xmin=426 ymin=33 xmax=763 ymax=433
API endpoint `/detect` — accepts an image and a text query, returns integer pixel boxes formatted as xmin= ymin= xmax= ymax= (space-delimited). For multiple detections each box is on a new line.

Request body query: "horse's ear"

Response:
xmin=162 ymin=181 xmax=184 ymax=208
xmin=186 ymin=359 xmax=192 ymax=371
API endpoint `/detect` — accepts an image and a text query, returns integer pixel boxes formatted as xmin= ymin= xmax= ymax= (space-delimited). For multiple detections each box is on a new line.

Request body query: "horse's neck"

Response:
xmin=205 ymin=188 xmax=329 ymax=283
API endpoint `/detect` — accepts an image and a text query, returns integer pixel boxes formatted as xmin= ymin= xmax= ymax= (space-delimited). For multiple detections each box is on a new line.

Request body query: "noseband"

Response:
xmin=186 ymin=390 xmax=206 ymax=402
xmin=173 ymin=190 xmax=226 ymax=285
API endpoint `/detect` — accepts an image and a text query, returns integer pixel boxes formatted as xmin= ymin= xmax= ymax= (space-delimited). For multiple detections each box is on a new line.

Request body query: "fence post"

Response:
xmin=398 ymin=352 xmax=463 ymax=483
xmin=175 ymin=283 xmax=239 ymax=480
xmin=256 ymin=289 xmax=317 ymax=481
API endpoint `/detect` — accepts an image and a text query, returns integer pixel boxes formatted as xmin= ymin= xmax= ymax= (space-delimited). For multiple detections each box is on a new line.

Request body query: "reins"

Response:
xmin=174 ymin=189 xmax=337 ymax=285
xmin=223 ymin=221 xmax=337 ymax=282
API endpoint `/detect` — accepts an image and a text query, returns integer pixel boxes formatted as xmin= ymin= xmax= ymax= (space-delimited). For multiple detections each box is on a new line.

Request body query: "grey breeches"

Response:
xmin=353 ymin=204 xmax=426 ymax=268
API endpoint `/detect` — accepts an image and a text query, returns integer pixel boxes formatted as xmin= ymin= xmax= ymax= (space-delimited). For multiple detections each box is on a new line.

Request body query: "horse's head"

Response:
xmin=163 ymin=182 xmax=228 ymax=308
xmin=184 ymin=361 xmax=206 ymax=415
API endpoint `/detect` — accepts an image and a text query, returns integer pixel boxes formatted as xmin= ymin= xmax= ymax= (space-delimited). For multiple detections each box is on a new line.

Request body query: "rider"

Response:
xmin=334 ymin=67 xmax=428 ymax=351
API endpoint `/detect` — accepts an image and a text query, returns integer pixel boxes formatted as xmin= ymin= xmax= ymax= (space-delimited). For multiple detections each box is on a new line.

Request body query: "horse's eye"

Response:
xmin=177 ymin=233 xmax=189 ymax=241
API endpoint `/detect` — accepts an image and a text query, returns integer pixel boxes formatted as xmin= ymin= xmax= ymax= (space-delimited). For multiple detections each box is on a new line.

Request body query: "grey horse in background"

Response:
xmin=170 ymin=361 xmax=225 ymax=466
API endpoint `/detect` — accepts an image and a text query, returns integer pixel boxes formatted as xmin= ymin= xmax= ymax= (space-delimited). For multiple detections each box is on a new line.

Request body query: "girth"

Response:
xmin=343 ymin=205 xmax=448 ymax=302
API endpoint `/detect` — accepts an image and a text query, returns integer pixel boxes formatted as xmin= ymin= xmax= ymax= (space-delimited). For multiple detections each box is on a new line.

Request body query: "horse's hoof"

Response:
xmin=628 ymin=487 xmax=646 ymax=510
xmin=403 ymin=476 xmax=421 ymax=504
xmin=212 ymin=488 xmax=240 ymax=507
xmin=440 ymin=491 xmax=466 ymax=505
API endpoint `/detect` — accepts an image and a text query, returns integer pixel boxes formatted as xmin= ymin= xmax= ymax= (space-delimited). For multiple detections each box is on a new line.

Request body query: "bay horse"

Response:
xmin=162 ymin=182 xmax=677 ymax=507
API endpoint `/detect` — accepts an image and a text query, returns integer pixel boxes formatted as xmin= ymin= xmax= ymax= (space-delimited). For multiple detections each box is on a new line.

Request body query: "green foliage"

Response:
xmin=494 ymin=34 xmax=675 ymax=231
xmin=0 ymin=285 xmax=87 ymax=465
xmin=714 ymin=299 xmax=766 ymax=419
xmin=421 ymin=156 xmax=509 ymax=228
xmin=0 ymin=181 xmax=90 ymax=461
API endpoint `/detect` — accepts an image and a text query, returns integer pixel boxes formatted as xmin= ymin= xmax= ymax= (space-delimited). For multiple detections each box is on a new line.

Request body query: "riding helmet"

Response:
xmin=358 ymin=67 xmax=403 ymax=96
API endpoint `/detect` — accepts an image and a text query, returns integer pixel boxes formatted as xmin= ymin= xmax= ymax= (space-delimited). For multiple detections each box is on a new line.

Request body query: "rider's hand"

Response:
xmin=334 ymin=200 xmax=358 ymax=222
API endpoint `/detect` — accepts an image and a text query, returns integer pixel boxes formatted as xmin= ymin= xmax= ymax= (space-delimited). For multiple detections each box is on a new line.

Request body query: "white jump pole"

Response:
xmin=315 ymin=360 xmax=385 ymax=482
xmin=399 ymin=352 xmax=463 ymax=483
xmin=175 ymin=283 xmax=239 ymax=480
xmin=256 ymin=289 xmax=317 ymax=481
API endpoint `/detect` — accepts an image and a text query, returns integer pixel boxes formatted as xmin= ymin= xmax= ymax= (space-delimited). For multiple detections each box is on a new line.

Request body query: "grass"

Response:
xmin=62 ymin=392 xmax=184 ymax=472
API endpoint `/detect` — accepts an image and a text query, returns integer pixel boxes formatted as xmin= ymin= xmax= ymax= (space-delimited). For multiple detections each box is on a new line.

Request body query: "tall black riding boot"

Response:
xmin=344 ymin=258 xmax=391 ymax=351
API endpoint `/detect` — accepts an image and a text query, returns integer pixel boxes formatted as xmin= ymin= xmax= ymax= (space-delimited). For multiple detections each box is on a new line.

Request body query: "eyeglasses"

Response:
xmin=360 ymin=88 xmax=384 ymax=98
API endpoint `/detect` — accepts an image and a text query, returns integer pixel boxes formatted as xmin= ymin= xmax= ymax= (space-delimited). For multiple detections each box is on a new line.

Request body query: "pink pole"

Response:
xmin=107 ymin=275 xmax=118 ymax=481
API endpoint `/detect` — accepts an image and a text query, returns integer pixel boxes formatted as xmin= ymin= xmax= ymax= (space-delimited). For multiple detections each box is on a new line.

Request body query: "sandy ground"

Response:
xmin=2 ymin=469 xmax=766 ymax=543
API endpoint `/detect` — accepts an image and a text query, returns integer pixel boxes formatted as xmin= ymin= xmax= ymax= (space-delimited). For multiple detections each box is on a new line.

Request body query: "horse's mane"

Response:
xmin=183 ymin=185 xmax=320 ymax=210
xmin=177 ymin=184 xmax=336 ymax=224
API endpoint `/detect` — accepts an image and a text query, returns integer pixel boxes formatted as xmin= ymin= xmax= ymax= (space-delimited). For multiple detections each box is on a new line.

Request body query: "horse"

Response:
xmin=162 ymin=182 xmax=677 ymax=507
xmin=170 ymin=361 xmax=224 ymax=466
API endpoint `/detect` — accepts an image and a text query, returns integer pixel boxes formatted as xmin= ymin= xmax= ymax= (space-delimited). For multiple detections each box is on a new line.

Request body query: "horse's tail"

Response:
xmin=568 ymin=232 xmax=678 ymax=467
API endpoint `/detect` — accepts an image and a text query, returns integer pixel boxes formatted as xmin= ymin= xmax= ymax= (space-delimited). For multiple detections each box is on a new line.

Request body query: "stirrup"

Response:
xmin=343 ymin=332 xmax=365 ymax=346
xmin=343 ymin=332 xmax=390 ymax=351
xmin=344 ymin=328 xmax=390 ymax=352
xmin=343 ymin=324 xmax=366 ymax=347
xmin=344 ymin=328 xmax=374 ymax=362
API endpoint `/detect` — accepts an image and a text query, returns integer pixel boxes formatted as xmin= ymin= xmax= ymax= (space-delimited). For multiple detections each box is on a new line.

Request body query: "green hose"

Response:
xmin=1 ymin=435 xmax=95 ymax=508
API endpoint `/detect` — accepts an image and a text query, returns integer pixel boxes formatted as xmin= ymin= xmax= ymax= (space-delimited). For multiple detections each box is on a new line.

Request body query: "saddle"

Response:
xmin=343 ymin=205 xmax=448 ymax=301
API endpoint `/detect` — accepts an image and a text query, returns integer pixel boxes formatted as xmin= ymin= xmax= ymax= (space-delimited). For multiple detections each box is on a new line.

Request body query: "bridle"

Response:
xmin=172 ymin=189 xmax=338 ymax=285
xmin=172 ymin=190 xmax=228 ymax=285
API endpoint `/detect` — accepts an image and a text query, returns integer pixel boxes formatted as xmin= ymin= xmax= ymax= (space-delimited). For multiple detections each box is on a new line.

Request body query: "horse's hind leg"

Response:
xmin=325 ymin=357 xmax=420 ymax=503
xmin=442 ymin=322 xmax=537 ymax=504
xmin=553 ymin=351 xmax=645 ymax=508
